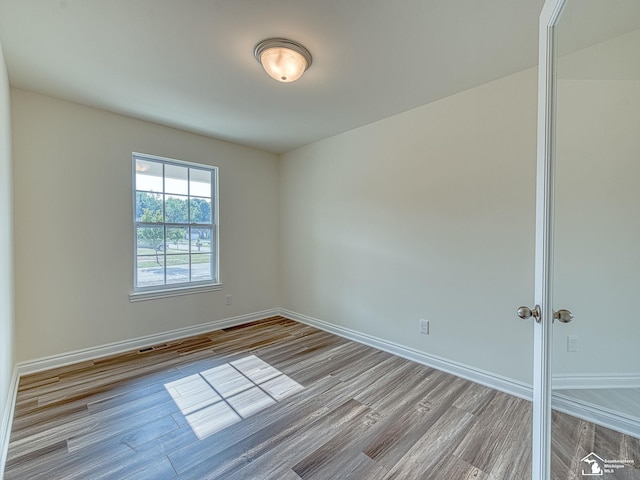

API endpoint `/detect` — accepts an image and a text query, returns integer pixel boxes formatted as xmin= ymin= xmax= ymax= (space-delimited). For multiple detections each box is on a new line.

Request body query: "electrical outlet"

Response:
xmin=225 ymin=294 xmax=232 ymax=306
xmin=419 ymin=319 xmax=429 ymax=335
xmin=567 ymin=335 xmax=578 ymax=353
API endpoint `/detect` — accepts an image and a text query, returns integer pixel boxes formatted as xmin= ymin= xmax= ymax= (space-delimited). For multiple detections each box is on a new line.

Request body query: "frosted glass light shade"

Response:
xmin=259 ymin=47 xmax=306 ymax=82
xmin=254 ymin=38 xmax=312 ymax=83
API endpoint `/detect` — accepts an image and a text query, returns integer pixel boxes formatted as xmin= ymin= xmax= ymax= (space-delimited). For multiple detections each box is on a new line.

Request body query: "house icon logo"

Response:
xmin=581 ymin=452 xmax=604 ymax=476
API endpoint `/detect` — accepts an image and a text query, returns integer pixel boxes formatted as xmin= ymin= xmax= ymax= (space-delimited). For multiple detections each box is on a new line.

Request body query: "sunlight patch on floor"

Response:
xmin=165 ymin=354 xmax=304 ymax=439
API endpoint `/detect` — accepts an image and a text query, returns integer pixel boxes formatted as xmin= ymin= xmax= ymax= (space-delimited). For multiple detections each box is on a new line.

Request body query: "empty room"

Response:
xmin=0 ymin=1 xmax=639 ymax=479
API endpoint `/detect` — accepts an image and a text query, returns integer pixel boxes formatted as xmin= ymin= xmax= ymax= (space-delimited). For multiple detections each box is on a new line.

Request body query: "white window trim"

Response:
xmin=129 ymin=282 xmax=223 ymax=303
xmin=131 ymin=152 xmax=220 ymax=300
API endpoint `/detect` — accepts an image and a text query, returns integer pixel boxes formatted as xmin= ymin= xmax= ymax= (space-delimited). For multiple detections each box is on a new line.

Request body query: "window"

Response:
xmin=131 ymin=153 xmax=219 ymax=300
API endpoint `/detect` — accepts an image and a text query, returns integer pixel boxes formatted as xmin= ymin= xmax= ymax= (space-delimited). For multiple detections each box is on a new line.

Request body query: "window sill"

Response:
xmin=129 ymin=283 xmax=223 ymax=302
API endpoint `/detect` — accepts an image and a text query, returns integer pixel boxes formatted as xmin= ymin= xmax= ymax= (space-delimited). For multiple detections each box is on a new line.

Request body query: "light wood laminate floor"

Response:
xmin=5 ymin=317 xmax=640 ymax=479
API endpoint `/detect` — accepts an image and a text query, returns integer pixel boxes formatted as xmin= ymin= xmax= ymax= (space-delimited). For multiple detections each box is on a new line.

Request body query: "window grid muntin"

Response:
xmin=133 ymin=153 xmax=217 ymax=292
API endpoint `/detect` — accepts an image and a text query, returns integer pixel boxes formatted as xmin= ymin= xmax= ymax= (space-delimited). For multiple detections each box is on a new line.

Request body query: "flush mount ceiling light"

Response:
xmin=135 ymin=160 xmax=150 ymax=173
xmin=254 ymin=38 xmax=312 ymax=83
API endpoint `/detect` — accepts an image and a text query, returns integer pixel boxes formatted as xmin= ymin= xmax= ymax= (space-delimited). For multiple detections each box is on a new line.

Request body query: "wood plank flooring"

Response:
xmin=4 ymin=316 xmax=640 ymax=479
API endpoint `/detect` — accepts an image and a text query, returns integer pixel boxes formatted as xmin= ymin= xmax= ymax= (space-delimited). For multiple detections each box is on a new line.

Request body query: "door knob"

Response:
xmin=517 ymin=305 xmax=540 ymax=322
xmin=554 ymin=309 xmax=573 ymax=323
xmin=516 ymin=306 xmax=573 ymax=323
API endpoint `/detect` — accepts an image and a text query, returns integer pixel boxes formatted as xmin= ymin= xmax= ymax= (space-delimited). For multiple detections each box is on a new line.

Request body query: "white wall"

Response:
xmin=10 ymin=28 xmax=636 ymax=389
xmin=279 ymin=69 xmax=538 ymax=384
xmin=11 ymin=89 xmax=280 ymax=362
xmin=0 ymin=41 xmax=15 ymax=470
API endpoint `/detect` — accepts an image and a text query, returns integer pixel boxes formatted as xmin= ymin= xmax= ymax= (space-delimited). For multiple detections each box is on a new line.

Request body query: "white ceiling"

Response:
xmin=0 ymin=1 xmax=552 ymax=153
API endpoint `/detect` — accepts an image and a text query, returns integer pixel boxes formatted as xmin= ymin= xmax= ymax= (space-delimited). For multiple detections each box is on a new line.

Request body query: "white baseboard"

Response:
xmin=280 ymin=309 xmax=533 ymax=401
xmin=0 ymin=367 xmax=19 ymax=478
xmin=2 ymin=309 xmax=279 ymax=477
xmin=552 ymin=393 xmax=640 ymax=439
xmin=0 ymin=308 xmax=280 ymax=477
xmin=17 ymin=309 xmax=280 ymax=376
xmin=281 ymin=308 xmax=640 ymax=440
xmin=552 ymin=373 xmax=640 ymax=390
xmin=4 ymin=306 xmax=638 ymax=477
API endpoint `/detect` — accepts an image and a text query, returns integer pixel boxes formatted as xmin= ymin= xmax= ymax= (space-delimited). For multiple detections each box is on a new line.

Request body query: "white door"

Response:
xmin=530 ymin=1 xmax=640 ymax=479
